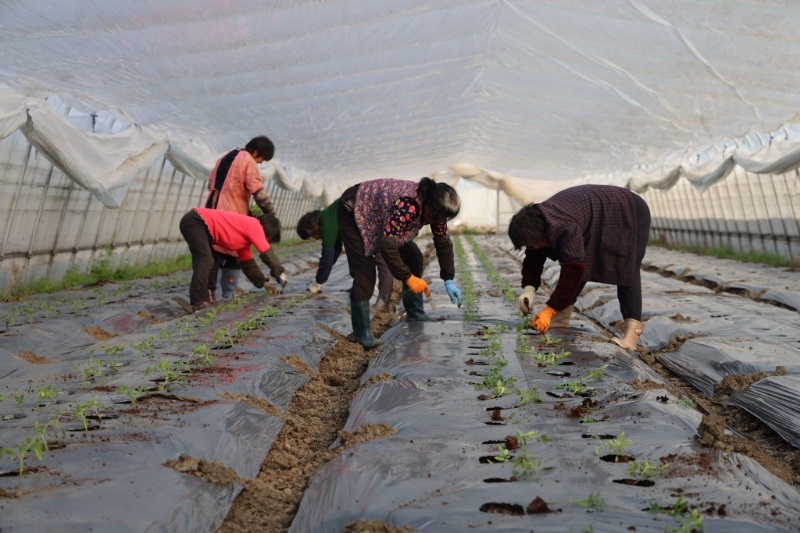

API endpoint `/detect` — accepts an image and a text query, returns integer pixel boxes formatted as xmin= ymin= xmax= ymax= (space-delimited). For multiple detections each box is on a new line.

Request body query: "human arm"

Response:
xmin=259 ymin=248 xmax=286 ymax=282
xmin=315 ymin=240 xmax=342 ymax=285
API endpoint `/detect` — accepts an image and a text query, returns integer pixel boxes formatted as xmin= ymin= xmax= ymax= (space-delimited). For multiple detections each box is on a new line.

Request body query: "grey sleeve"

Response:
xmin=240 ymin=258 xmax=267 ymax=287
xmin=259 ymin=248 xmax=285 ymax=278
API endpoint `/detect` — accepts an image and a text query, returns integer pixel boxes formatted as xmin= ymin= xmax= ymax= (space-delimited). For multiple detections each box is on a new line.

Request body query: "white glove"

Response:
xmin=277 ymin=273 xmax=288 ymax=287
xmin=518 ymin=285 xmax=536 ymax=315
xmin=307 ymin=281 xmax=322 ymax=294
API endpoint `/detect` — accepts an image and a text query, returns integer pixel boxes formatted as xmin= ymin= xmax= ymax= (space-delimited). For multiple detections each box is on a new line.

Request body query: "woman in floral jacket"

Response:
xmin=337 ymin=177 xmax=463 ymax=348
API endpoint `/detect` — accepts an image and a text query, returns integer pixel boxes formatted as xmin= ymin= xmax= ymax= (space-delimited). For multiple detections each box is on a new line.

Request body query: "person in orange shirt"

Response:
xmin=204 ymin=136 xmax=283 ymax=300
xmin=179 ymin=208 xmax=285 ymax=313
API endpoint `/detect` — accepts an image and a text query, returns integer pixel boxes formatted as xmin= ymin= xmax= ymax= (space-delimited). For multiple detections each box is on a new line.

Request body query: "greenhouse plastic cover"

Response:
xmin=4 ymin=1 xmax=800 ymax=206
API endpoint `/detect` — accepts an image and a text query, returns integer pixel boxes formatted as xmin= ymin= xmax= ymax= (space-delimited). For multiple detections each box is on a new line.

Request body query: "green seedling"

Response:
xmin=539 ymin=333 xmax=562 ymax=346
xmin=158 ymin=327 xmax=174 ymax=341
xmin=115 ymin=385 xmax=150 ymax=404
xmin=599 ymin=432 xmax=633 ymax=460
xmin=665 ymin=508 xmax=704 ymax=533
xmin=132 ymin=336 xmax=155 ymax=358
xmin=3 ymin=436 xmax=44 ymax=475
xmin=533 ymin=349 xmax=571 ymax=366
xmin=580 ymin=416 xmax=602 ymax=423
xmin=493 ymin=446 xmax=511 ymax=463
xmin=35 ymin=385 xmax=58 ymax=400
xmin=145 ymin=358 xmax=189 ymax=391
xmin=626 ymin=460 xmax=669 ymax=478
xmin=33 ymin=418 xmax=65 ymax=450
xmin=192 ymin=343 xmax=216 ymax=366
xmin=583 ymin=365 xmax=608 ymax=382
xmin=74 ymin=355 xmax=106 ymax=385
xmin=512 ymin=449 xmax=551 ymax=478
xmin=515 ymin=387 xmax=543 ymax=406
xmin=515 ymin=428 xmax=551 ymax=445
xmin=11 ymin=391 xmax=25 ymax=405
xmin=75 ymin=395 xmax=104 ymax=431
xmin=556 ymin=380 xmax=594 ymax=395
xmin=213 ymin=327 xmax=235 ymax=347
xmin=3 ymin=309 xmax=18 ymax=329
xmin=677 ymin=398 xmax=696 ymax=409
xmin=570 ymin=491 xmax=606 ymax=513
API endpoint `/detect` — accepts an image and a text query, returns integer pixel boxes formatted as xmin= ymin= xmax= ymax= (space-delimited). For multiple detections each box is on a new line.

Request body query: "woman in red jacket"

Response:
xmin=179 ymin=208 xmax=286 ymax=312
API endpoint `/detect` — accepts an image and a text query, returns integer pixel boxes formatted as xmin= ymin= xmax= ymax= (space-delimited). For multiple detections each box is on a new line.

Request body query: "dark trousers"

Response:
xmin=337 ymin=196 xmax=422 ymax=302
xmin=617 ymin=194 xmax=651 ymax=320
xmin=179 ymin=210 xmax=222 ymax=305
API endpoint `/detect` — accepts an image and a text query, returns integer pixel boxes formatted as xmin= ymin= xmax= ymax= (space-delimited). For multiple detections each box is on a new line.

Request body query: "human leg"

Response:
xmin=613 ymin=194 xmax=651 ymax=348
xmin=398 ymin=241 xmax=427 ymax=321
xmin=337 ymin=199 xmax=381 ymax=348
xmin=179 ymin=211 xmax=216 ymax=308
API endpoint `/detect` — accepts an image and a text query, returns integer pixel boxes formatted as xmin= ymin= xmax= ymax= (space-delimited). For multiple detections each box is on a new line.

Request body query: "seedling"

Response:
xmin=3 ymin=436 xmax=44 ymax=475
xmin=213 ymin=327 xmax=235 ymax=347
xmin=115 ymin=385 xmax=150 ymax=404
xmin=556 ymin=380 xmax=594 ymax=395
xmin=11 ymin=391 xmax=25 ymax=405
xmin=580 ymin=416 xmax=602 ymax=423
xmin=512 ymin=449 xmax=551 ymax=477
xmin=493 ymin=445 xmax=512 ymax=463
xmin=666 ymin=509 xmax=704 ymax=533
xmin=533 ymin=349 xmax=571 ymax=366
xmin=583 ymin=365 xmax=608 ymax=382
xmin=626 ymin=460 xmax=669 ymax=478
xmin=191 ymin=343 xmax=216 ymax=366
xmin=539 ymin=334 xmax=562 ymax=346
xmin=515 ymin=387 xmax=543 ymax=406
xmin=33 ymin=418 xmax=65 ymax=450
xmin=145 ymin=358 xmax=189 ymax=391
xmin=570 ymin=491 xmax=606 ymax=512
xmin=599 ymin=432 xmax=633 ymax=459
xmin=35 ymin=385 xmax=59 ymax=400
xmin=75 ymin=395 xmax=104 ymax=431
xmin=515 ymin=428 xmax=551 ymax=445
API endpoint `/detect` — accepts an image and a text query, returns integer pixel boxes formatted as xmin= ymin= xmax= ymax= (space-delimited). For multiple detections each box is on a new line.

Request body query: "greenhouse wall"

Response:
xmin=0 ymin=130 xmax=320 ymax=291
xmin=641 ymin=168 xmax=800 ymax=264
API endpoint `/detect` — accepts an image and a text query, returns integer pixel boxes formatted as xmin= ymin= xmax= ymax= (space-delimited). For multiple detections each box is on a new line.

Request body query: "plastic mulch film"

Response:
xmin=290 ymin=236 xmax=800 ymax=533
xmin=726 ymin=375 xmax=800 ymax=449
xmin=506 ymin=238 xmax=800 ymax=455
xmin=0 ymin=249 xmax=351 ymax=532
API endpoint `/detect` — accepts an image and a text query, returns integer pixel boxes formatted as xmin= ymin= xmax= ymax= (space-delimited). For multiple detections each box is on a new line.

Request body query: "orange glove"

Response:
xmin=406 ymin=275 xmax=430 ymax=297
xmin=529 ymin=306 xmax=557 ymax=333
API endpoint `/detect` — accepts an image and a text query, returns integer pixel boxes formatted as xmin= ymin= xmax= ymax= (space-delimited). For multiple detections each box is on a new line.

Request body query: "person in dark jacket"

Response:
xmin=297 ymin=199 xmax=395 ymax=311
xmin=337 ymin=177 xmax=463 ymax=348
xmin=508 ymin=184 xmax=651 ymax=349
xmin=179 ymin=208 xmax=285 ymax=313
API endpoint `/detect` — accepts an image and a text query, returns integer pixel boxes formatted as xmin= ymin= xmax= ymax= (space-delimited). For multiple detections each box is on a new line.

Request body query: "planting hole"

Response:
xmin=582 ymin=434 xmax=617 ymax=440
xmin=481 ymin=439 xmax=504 ymax=445
xmin=479 ymin=502 xmax=524 ymax=515
xmin=558 ymin=361 xmax=575 ymax=366
xmin=479 ymin=455 xmax=515 ymax=464
xmin=600 ymin=454 xmax=635 ymax=463
xmin=614 ymin=478 xmax=655 ymax=487
xmin=1 ymin=413 xmax=27 ymax=422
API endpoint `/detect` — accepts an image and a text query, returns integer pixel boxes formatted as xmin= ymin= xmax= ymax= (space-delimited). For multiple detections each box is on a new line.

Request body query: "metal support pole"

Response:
xmin=21 ymin=163 xmax=56 ymax=284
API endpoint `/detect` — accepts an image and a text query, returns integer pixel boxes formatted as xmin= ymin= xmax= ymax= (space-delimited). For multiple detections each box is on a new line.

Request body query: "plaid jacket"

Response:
xmin=522 ymin=185 xmax=640 ymax=296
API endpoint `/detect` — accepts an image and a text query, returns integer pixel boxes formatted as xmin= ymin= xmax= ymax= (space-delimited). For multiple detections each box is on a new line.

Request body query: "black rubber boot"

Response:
xmin=351 ymin=300 xmax=383 ymax=349
xmin=402 ymin=287 xmax=429 ymax=322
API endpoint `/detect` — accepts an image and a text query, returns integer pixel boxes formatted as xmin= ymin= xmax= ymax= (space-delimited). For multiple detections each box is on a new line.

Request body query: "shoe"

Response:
xmin=350 ymin=300 xmax=382 ymax=349
xmin=192 ymin=301 xmax=212 ymax=313
xmin=612 ymin=319 xmax=644 ymax=349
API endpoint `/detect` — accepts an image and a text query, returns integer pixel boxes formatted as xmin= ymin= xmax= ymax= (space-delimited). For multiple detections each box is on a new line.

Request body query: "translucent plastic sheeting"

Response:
xmin=0 ymin=250 xmax=351 ymax=532
xmin=5 ymin=2 xmax=800 ymax=202
xmin=290 ymin=237 xmax=800 ymax=532
xmin=727 ymin=376 xmax=800 ymax=448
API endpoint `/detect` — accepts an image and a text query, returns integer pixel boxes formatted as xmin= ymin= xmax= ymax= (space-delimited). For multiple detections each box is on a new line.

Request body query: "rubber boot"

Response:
xmin=549 ymin=305 xmax=572 ymax=328
xmin=351 ymin=300 xmax=382 ymax=349
xmin=402 ymin=287 xmax=429 ymax=322
xmin=612 ymin=319 xmax=644 ymax=349
xmin=370 ymin=291 xmax=392 ymax=314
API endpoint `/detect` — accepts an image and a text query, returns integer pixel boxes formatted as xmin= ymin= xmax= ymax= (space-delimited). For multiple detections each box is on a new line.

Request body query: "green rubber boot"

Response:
xmin=351 ymin=300 xmax=383 ymax=349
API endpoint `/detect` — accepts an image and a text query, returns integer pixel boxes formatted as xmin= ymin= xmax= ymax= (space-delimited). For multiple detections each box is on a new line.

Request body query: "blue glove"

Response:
xmin=444 ymin=280 xmax=463 ymax=307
